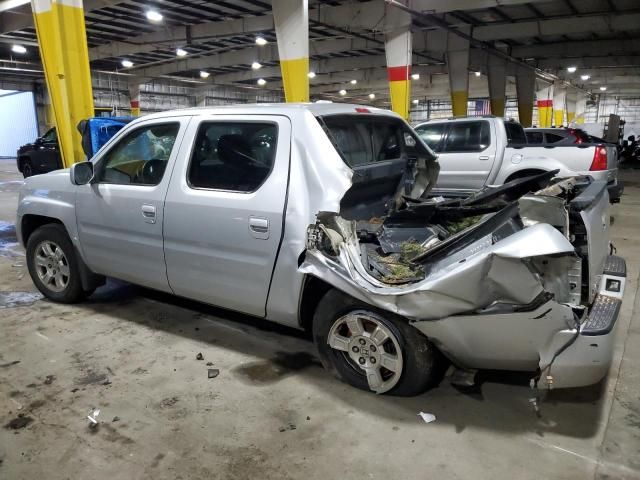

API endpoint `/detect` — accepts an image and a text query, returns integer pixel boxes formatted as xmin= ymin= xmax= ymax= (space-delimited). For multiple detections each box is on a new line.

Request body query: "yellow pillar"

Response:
xmin=446 ymin=27 xmax=471 ymax=117
xmin=129 ymin=83 xmax=141 ymax=116
xmin=384 ymin=6 xmax=412 ymax=119
xmin=31 ymin=0 xmax=94 ymax=167
xmin=552 ymin=83 xmax=566 ymax=126
xmin=536 ymin=84 xmax=554 ymax=128
xmin=272 ymin=0 xmax=309 ymax=102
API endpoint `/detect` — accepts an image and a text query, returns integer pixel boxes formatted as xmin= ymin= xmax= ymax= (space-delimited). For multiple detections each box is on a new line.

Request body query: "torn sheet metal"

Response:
xmin=300 ymin=219 xmax=575 ymax=320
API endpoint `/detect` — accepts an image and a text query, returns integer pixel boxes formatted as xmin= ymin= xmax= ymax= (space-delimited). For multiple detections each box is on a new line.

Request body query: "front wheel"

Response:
xmin=22 ymin=159 xmax=33 ymax=178
xmin=313 ymin=289 xmax=443 ymax=396
xmin=26 ymin=224 xmax=87 ymax=303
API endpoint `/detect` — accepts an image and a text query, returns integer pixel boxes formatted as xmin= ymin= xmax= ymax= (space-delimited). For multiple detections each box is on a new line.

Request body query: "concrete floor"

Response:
xmin=1 ymin=158 xmax=639 ymax=480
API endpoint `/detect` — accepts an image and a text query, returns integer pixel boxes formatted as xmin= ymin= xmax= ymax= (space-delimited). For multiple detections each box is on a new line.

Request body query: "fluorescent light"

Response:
xmin=350 ymin=79 xmax=357 ymax=85
xmin=368 ymin=93 xmax=375 ymax=99
xmin=600 ymin=86 xmax=607 ymax=91
xmin=251 ymin=61 xmax=262 ymax=70
xmin=176 ymin=48 xmax=187 ymax=57
xmin=567 ymin=66 xmax=577 ymax=73
xmin=121 ymin=59 xmax=133 ymax=68
xmin=199 ymin=71 xmax=210 ymax=78
xmin=581 ymin=74 xmax=590 ymax=81
xmin=146 ymin=10 xmax=163 ymax=22
xmin=339 ymin=89 xmax=347 ymax=96
xmin=255 ymin=36 xmax=267 ymax=46
xmin=412 ymin=99 xmax=419 ymax=105
xmin=11 ymin=44 xmax=26 ymax=54
xmin=411 ymin=73 xmax=420 ymax=80
xmin=257 ymin=78 xmax=267 ymax=86
xmin=308 ymin=71 xmax=316 ymax=78
xmin=474 ymin=71 xmax=481 ymax=77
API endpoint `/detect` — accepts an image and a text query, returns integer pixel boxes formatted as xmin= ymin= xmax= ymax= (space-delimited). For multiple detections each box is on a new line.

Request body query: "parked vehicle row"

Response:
xmin=18 ymin=104 xmax=625 ymax=396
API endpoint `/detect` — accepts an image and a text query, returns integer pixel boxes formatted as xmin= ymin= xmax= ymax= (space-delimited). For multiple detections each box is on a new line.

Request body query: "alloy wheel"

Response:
xmin=34 ymin=240 xmax=70 ymax=293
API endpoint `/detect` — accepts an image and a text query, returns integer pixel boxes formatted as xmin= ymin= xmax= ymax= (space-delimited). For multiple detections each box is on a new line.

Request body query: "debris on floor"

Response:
xmin=87 ymin=408 xmax=100 ymax=428
xmin=196 ymin=352 xmax=204 ymax=360
xmin=279 ymin=423 xmax=297 ymax=432
xmin=112 ymin=416 xmax=120 ymax=423
xmin=4 ymin=414 xmax=33 ymax=430
xmin=0 ymin=360 xmax=20 ymax=368
xmin=206 ymin=362 xmax=213 ymax=366
xmin=417 ymin=412 xmax=436 ymax=424
xmin=207 ymin=368 xmax=220 ymax=379
xmin=43 ymin=374 xmax=55 ymax=385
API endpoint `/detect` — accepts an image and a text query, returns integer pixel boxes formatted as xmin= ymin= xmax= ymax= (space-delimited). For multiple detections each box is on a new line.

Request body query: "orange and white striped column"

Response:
xmin=516 ymin=68 xmax=535 ymax=127
xmin=384 ymin=6 xmax=412 ymax=119
xmin=272 ymin=0 xmax=309 ymax=103
xmin=536 ymin=83 xmax=554 ymax=128
xmin=31 ymin=0 xmax=94 ymax=167
xmin=446 ymin=26 xmax=471 ymax=117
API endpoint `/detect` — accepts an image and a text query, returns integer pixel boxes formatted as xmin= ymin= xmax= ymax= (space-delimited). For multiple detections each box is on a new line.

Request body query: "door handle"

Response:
xmin=478 ymin=155 xmax=490 ymax=161
xmin=249 ymin=216 xmax=269 ymax=239
xmin=141 ymin=204 xmax=156 ymax=224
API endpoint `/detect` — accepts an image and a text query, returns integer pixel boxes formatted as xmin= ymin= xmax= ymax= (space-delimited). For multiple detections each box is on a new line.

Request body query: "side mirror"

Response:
xmin=70 ymin=161 xmax=94 ymax=185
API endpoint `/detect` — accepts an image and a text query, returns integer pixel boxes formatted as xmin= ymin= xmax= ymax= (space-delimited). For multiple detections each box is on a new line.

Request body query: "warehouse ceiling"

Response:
xmin=1 ymin=0 xmax=639 ymax=102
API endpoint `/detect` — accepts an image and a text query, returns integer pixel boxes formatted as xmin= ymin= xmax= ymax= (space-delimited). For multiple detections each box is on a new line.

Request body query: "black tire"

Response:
xmin=313 ymin=289 xmax=443 ymax=396
xmin=22 ymin=159 xmax=33 ymax=178
xmin=26 ymin=224 xmax=86 ymax=303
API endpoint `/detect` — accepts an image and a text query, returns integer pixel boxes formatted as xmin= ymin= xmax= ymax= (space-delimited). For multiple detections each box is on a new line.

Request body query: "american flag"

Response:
xmin=475 ymin=100 xmax=491 ymax=115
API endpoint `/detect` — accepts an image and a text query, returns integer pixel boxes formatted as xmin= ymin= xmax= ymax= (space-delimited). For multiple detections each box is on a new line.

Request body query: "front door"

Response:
xmin=435 ymin=120 xmax=495 ymax=191
xmin=163 ymin=115 xmax=291 ymax=317
xmin=75 ymin=117 xmax=189 ymax=292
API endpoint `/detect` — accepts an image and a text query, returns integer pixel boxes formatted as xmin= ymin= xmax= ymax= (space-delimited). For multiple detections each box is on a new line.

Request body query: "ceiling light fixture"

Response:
xmin=581 ymin=74 xmax=590 ymax=81
xmin=176 ymin=48 xmax=187 ymax=57
xmin=412 ymin=99 xmax=419 ymax=105
xmin=600 ymin=86 xmax=607 ymax=91
xmin=121 ymin=59 xmax=133 ymax=68
xmin=11 ymin=44 xmax=26 ymax=54
xmin=145 ymin=10 xmax=163 ymax=22
xmin=199 ymin=71 xmax=210 ymax=78
xmin=339 ymin=89 xmax=347 ymax=96
xmin=308 ymin=71 xmax=316 ymax=78
xmin=368 ymin=93 xmax=375 ymax=99
xmin=255 ymin=36 xmax=267 ymax=46
xmin=257 ymin=78 xmax=267 ymax=86
xmin=251 ymin=61 xmax=262 ymax=70
xmin=350 ymin=79 xmax=357 ymax=85
xmin=411 ymin=73 xmax=420 ymax=80
xmin=475 ymin=71 xmax=481 ymax=77
xmin=567 ymin=66 xmax=577 ymax=73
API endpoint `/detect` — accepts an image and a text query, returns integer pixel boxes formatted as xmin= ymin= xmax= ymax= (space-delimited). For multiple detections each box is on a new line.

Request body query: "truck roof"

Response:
xmin=138 ymin=102 xmax=401 ymax=122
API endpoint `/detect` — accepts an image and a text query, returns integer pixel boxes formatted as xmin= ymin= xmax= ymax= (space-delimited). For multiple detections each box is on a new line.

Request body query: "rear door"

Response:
xmin=163 ymin=115 xmax=291 ymax=317
xmin=435 ymin=120 xmax=495 ymax=190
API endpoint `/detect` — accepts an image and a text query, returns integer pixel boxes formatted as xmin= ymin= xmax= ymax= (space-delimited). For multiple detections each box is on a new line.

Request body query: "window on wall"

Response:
xmin=97 ymin=123 xmax=180 ymax=185
xmin=188 ymin=122 xmax=278 ymax=192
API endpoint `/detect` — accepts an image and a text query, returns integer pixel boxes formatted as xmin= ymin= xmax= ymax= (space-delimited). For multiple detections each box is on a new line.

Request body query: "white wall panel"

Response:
xmin=0 ymin=90 xmax=38 ymax=158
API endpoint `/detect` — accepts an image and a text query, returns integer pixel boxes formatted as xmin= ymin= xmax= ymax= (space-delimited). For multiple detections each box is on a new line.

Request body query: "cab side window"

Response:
xmin=188 ymin=122 xmax=278 ymax=192
xmin=415 ymin=123 xmax=446 ymax=152
xmin=96 ymin=123 xmax=180 ymax=186
xmin=442 ymin=121 xmax=490 ymax=152
xmin=42 ymin=128 xmax=57 ymax=143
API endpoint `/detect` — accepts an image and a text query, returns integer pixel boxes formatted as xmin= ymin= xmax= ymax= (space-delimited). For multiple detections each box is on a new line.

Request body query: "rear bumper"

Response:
xmin=537 ymin=255 xmax=626 ymax=389
xmin=607 ymin=179 xmax=624 ymax=203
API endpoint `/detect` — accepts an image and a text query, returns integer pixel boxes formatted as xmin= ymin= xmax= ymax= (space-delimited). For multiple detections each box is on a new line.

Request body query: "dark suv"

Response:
xmin=17 ymin=127 xmax=61 ymax=178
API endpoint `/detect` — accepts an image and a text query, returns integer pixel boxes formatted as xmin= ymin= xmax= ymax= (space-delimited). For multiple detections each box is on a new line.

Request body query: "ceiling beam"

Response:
xmin=512 ymin=38 xmax=640 ymax=59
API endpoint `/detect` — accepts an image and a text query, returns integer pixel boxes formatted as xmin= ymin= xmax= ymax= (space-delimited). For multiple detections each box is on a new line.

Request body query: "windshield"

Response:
xmin=317 ymin=114 xmax=436 ymax=167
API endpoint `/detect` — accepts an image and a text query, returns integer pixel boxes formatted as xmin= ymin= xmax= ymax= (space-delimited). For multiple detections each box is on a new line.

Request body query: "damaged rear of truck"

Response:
xmin=299 ymin=108 xmax=626 ymax=395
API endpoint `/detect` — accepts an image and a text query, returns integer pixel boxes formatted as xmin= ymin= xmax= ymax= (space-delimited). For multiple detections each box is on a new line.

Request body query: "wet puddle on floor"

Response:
xmin=0 ymin=180 xmax=23 ymax=193
xmin=0 ymin=291 xmax=43 ymax=308
xmin=0 ymin=221 xmax=22 ymax=258
xmin=233 ymin=351 xmax=321 ymax=384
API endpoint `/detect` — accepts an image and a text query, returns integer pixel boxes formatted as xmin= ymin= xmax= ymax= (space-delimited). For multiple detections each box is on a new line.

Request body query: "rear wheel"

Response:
xmin=26 ymin=224 xmax=86 ymax=303
xmin=313 ymin=289 xmax=442 ymax=396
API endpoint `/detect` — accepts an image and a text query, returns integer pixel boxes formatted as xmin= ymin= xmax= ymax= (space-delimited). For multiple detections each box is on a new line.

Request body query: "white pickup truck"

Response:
xmin=414 ymin=116 xmax=622 ymax=202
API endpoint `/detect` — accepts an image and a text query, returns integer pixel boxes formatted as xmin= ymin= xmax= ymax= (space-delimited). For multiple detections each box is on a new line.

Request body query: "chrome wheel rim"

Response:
xmin=327 ymin=310 xmax=403 ymax=394
xmin=34 ymin=240 xmax=69 ymax=293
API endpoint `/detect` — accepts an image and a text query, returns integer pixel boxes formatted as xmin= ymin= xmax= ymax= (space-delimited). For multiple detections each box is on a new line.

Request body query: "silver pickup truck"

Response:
xmin=414 ymin=116 xmax=623 ymax=203
xmin=17 ymin=104 xmax=625 ymax=396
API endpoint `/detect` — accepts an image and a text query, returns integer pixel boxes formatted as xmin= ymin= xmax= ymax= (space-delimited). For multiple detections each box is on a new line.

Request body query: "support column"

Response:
xmin=552 ymin=82 xmax=566 ymax=126
xmin=384 ymin=6 xmax=412 ymax=119
xmin=446 ymin=26 xmax=470 ymax=117
xmin=575 ymin=94 xmax=587 ymax=124
xmin=272 ymin=0 xmax=309 ymax=102
xmin=515 ymin=68 xmax=535 ymax=127
xmin=536 ymin=83 xmax=554 ymax=128
xmin=566 ymin=89 xmax=577 ymax=124
xmin=487 ymin=52 xmax=507 ymax=117
xmin=128 ymin=83 xmax=141 ymax=116
xmin=31 ymin=0 xmax=94 ymax=168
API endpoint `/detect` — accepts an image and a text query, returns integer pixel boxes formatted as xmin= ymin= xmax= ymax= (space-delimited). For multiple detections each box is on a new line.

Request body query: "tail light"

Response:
xmin=590 ymin=145 xmax=608 ymax=171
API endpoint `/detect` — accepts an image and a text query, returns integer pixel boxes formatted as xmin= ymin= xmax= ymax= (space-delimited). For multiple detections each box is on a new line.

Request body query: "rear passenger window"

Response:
xmin=545 ymin=133 xmax=564 ymax=143
xmin=188 ymin=122 xmax=277 ymax=192
xmin=526 ymin=131 xmax=544 ymax=144
xmin=442 ymin=121 xmax=490 ymax=152
xmin=415 ymin=123 xmax=446 ymax=151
